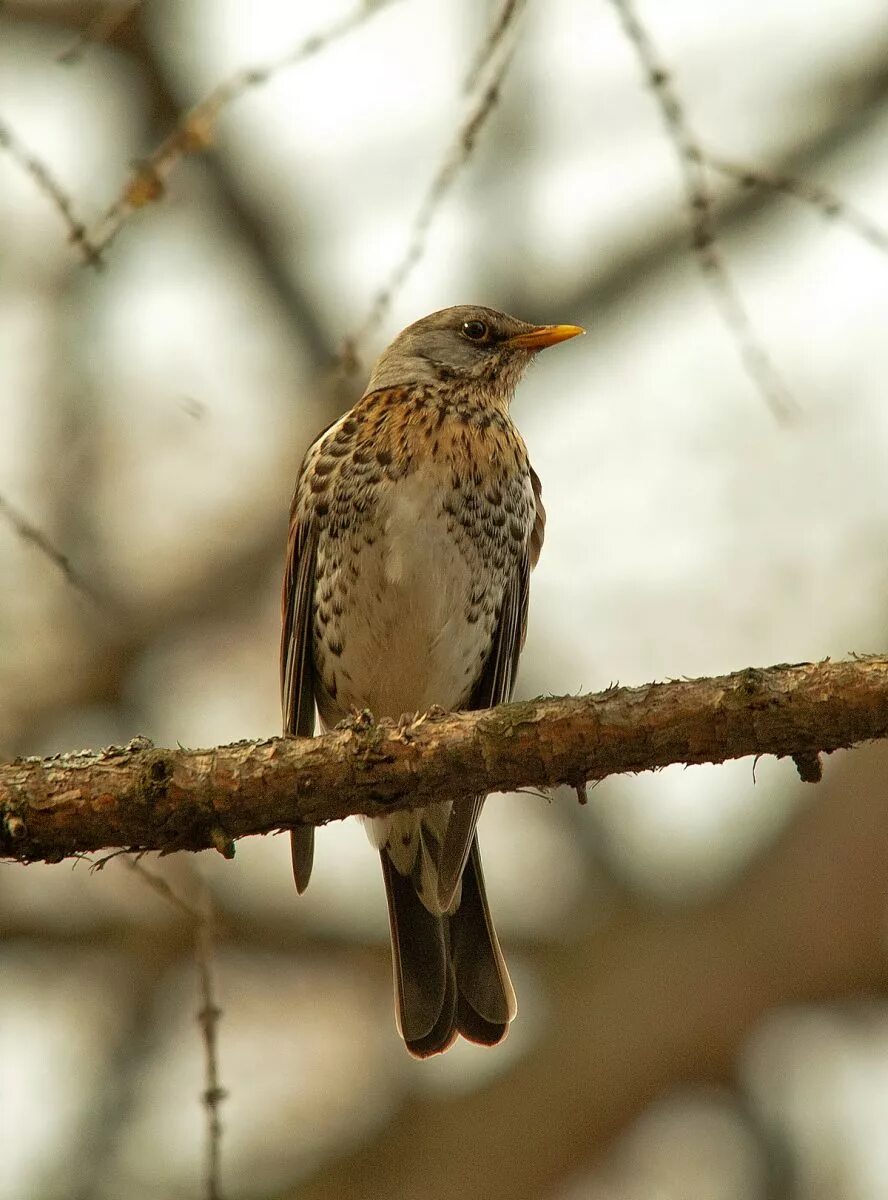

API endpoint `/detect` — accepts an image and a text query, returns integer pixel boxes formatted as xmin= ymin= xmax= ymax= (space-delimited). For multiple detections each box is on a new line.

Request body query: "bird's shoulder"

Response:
xmin=289 ymin=386 xmax=542 ymax=566
xmin=299 ymin=385 xmax=527 ymax=482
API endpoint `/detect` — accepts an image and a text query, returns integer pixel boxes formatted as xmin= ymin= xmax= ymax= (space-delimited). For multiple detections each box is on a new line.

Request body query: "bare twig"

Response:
xmin=608 ymin=0 xmax=797 ymax=422
xmin=56 ymin=0 xmax=143 ymax=64
xmin=126 ymin=859 xmax=225 ymax=1200
xmin=196 ymin=881 xmax=224 ymax=1200
xmin=707 ymin=153 xmax=888 ymax=255
xmin=0 ymin=116 xmax=101 ymax=264
xmin=124 ymin=855 xmax=201 ymax=918
xmin=5 ymin=657 xmax=888 ymax=864
xmin=86 ymin=0 xmax=399 ymax=256
xmin=340 ymin=0 xmax=524 ymax=369
xmin=463 ymin=0 xmax=525 ymax=93
xmin=0 ymin=493 xmax=104 ymax=606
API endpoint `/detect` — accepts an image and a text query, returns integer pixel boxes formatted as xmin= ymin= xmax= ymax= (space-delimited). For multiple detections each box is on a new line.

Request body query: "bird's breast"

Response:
xmin=313 ymin=462 xmax=525 ymax=723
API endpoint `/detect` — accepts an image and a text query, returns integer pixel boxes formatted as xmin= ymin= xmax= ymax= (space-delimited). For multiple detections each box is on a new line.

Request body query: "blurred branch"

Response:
xmin=340 ymin=0 xmax=524 ymax=369
xmin=707 ymin=152 xmax=888 ymax=254
xmin=0 ymin=492 xmax=107 ymax=608
xmin=609 ymin=0 xmax=797 ymax=421
xmin=556 ymin=28 xmax=888 ymax=325
xmin=56 ymin=0 xmax=142 ymax=63
xmin=463 ymin=0 xmax=524 ymax=92
xmin=2 ymin=1 xmax=341 ymax=375
xmin=126 ymin=859 xmax=226 ymax=1200
xmin=0 ymin=115 xmax=100 ymax=263
xmin=85 ymin=0 xmax=399 ymax=256
xmin=4 ymin=657 xmax=888 ymax=863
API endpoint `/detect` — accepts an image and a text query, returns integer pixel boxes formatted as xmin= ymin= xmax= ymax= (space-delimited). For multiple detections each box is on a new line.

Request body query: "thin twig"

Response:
xmin=463 ymin=0 xmax=525 ymax=93
xmin=196 ymin=880 xmax=224 ymax=1200
xmin=86 ymin=0 xmax=399 ymax=257
xmin=124 ymin=855 xmax=201 ymax=919
xmin=0 ymin=493 xmax=104 ymax=606
xmin=340 ymin=0 xmax=524 ymax=370
xmin=0 ymin=116 xmax=101 ymax=264
xmin=56 ymin=0 xmax=143 ymax=64
xmin=608 ymin=0 xmax=797 ymax=422
xmin=126 ymin=859 xmax=225 ymax=1200
xmin=708 ymin=153 xmax=888 ymax=255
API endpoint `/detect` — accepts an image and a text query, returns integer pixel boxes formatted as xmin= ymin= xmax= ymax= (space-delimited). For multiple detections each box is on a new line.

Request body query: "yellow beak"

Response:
xmin=505 ymin=323 xmax=585 ymax=351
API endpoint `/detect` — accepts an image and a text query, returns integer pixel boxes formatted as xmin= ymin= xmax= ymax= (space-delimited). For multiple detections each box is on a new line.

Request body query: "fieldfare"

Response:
xmin=281 ymin=305 xmax=583 ymax=1057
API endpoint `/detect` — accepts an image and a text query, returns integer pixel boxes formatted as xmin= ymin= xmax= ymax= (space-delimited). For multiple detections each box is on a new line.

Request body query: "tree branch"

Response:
xmin=2 ymin=657 xmax=887 ymax=864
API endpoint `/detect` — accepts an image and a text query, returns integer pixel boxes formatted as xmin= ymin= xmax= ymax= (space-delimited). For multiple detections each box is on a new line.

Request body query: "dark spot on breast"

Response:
xmin=328 ymin=675 xmax=338 ymax=700
xmin=485 ymin=487 xmax=503 ymax=506
xmin=315 ymin=500 xmax=329 ymax=518
xmin=310 ymin=474 xmax=328 ymax=493
xmin=509 ymin=518 xmax=525 ymax=541
xmin=327 ymin=639 xmax=343 ymax=657
xmin=352 ymin=446 xmax=372 ymax=465
xmin=377 ymin=447 xmax=392 ymax=467
xmin=314 ymin=457 xmax=336 ymax=476
xmin=340 ymin=418 xmax=359 ymax=437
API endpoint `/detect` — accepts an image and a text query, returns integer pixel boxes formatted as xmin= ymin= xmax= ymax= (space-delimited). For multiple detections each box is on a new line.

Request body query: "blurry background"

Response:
xmin=2 ymin=1 xmax=888 ymax=1197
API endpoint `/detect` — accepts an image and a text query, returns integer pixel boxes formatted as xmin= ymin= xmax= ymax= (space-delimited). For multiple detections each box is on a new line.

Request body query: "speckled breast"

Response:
xmin=297 ymin=386 xmax=535 ymax=725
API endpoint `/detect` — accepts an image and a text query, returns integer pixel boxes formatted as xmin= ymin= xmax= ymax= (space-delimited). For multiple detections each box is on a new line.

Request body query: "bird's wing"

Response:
xmin=529 ymin=464 xmax=546 ymax=569
xmin=280 ymin=493 xmax=319 ymax=893
xmin=436 ymin=468 xmax=545 ymax=912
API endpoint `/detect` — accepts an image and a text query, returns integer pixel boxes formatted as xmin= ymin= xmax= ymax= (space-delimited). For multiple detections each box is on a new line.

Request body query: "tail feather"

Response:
xmin=450 ymin=840 xmax=516 ymax=1034
xmin=380 ymin=851 xmax=456 ymax=1055
xmin=290 ymin=828 xmax=314 ymax=894
xmin=380 ymin=837 xmax=514 ymax=1058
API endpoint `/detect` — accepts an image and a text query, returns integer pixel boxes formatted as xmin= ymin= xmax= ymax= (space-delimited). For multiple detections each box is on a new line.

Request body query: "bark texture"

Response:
xmin=2 ymin=656 xmax=887 ymax=864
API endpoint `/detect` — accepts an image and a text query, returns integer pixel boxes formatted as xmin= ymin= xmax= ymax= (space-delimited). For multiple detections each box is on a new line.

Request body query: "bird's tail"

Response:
xmin=380 ymin=837 xmax=516 ymax=1058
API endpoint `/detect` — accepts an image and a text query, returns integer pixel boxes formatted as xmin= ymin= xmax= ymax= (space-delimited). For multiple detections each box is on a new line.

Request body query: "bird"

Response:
xmin=280 ymin=305 xmax=583 ymax=1057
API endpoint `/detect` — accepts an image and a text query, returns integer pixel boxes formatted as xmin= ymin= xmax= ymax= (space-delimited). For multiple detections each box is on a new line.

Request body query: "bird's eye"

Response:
xmin=462 ymin=319 xmax=489 ymax=342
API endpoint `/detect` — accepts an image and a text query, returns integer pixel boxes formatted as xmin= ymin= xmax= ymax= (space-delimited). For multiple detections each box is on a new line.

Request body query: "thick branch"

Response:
xmin=2 ymin=657 xmax=887 ymax=864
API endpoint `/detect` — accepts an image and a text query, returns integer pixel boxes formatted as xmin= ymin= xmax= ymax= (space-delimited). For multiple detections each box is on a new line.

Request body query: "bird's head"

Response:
xmin=364 ymin=305 xmax=584 ymax=405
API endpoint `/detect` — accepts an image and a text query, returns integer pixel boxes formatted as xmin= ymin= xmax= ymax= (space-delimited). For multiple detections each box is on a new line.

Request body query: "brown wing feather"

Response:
xmin=529 ymin=464 xmax=546 ymax=570
xmin=280 ymin=495 xmax=319 ymax=893
xmin=436 ymin=467 xmax=544 ymax=911
xmin=436 ymin=546 xmax=532 ymax=912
